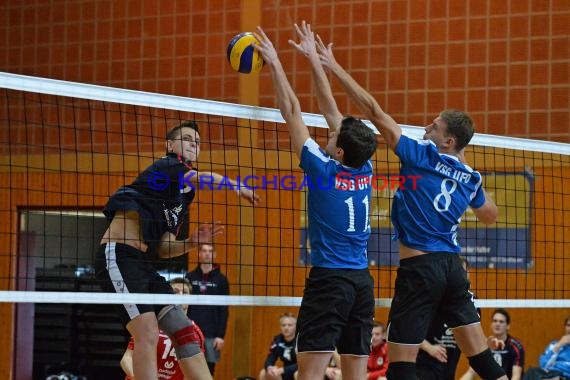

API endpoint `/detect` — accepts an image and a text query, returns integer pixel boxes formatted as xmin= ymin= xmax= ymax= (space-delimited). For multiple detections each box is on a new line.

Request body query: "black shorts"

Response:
xmin=387 ymin=252 xmax=479 ymax=345
xmin=296 ymin=267 xmax=374 ymax=355
xmin=94 ymin=242 xmax=174 ymax=326
xmin=283 ymin=372 xmax=295 ymax=380
xmin=416 ymin=366 xmax=443 ymax=380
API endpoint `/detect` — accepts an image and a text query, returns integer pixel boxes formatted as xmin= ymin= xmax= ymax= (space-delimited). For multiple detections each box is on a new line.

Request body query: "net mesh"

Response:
xmin=1 ymin=71 xmax=569 ymax=306
xmin=2 ymin=71 xmax=569 ymax=380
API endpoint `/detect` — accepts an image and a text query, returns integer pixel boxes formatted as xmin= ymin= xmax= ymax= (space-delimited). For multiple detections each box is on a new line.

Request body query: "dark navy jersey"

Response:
xmin=186 ymin=265 xmax=229 ymax=339
xmin=104 ymin=153 xmax=195 ymax=253
xmin=392 ymin=135 xmax=486 ymax=253
xmin=417 ymin=316 xmax=461 ymax=380
xmin=491 ymin=335 xmax=525 ymax=379
xmin=263 ymin=334 xmax=297 ymax=376
xmin=299 ymin=138 xmax=373 ymax=269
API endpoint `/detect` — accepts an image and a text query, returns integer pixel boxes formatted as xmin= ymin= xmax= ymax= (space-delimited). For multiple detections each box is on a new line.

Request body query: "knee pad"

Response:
xmin=468 ymin=349 xmax=506 ymax=380
xmin=386 ymin=362 xmax=418 ymax=380
xmin=157 ymin=305 xmax=202 ymax=359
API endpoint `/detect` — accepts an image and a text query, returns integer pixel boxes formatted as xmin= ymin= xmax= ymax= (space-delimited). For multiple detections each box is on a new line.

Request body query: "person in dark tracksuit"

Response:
xmin=186 ymin=243 xmax=229 ymax=376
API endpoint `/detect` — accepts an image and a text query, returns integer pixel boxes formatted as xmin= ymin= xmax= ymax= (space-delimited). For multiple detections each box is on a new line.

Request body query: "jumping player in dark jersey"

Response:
xmin=96 ymin=120 xmax=259 ymax=380
xmin=253 ymin=22 xmax=378 ymax=380
xmin=315 ymin=33 xmax=507 ymax=380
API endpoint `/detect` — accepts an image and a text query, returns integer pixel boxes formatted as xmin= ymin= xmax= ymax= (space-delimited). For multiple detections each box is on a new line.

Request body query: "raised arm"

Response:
xmin=183 ymin=169 xmax=260 ymax=205
xmin=253 ymin=26 xmax=310 ymax=159
xmin=471 ymin=191 xmax=499 ymax=225
xmin=316 ymin=39 xmax=402 ymax=151
xmin=289 ymin=21 xmax=343 ymax=132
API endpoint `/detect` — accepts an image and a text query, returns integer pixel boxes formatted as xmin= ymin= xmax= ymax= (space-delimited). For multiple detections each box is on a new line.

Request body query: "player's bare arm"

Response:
xmin=472 ymin=190 xmax=499 ymax=225
xmin=419 ymin=340 xmax=448 ymax=363
xmin=511 ymin=365 xmax=523 ymax=380
xmin=315 ymin=39 xmax=401 ymax=151
xmin=253 ymin=26 xmax=310 ymax=160
xmin=184 ymin=169 xmax=260 ymax=205
xmin=289 ymin=21 xmax=343 ymax=132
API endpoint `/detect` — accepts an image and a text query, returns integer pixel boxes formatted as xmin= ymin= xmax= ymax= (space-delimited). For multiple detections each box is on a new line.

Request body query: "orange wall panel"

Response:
xmin=1 ymin=1 xmax=569 ymax=378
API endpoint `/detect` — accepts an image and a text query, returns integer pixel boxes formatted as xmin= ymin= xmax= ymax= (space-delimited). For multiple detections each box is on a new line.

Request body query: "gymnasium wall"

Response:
xmin=1 ymin=1 xmax=568 ymax=142
xmin=1 ymin=0 xmax=569 ymax=379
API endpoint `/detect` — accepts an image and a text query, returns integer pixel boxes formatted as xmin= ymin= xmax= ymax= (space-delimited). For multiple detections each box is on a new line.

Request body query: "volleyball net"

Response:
xmin=0 ymin=71 xmax=569 ymax=309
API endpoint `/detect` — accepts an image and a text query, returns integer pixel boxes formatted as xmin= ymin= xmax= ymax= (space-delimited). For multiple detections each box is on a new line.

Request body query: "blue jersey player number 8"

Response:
xmin=391 ymin=135 xmax=486 ymax=254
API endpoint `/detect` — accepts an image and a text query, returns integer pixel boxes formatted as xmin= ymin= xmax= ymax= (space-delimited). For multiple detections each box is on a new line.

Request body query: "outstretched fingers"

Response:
xmin=193 ymin=221 xmax=225 ymax=244
xmin=289 ymin=20 xmax=317 ymax=58
xmin=240 ymin=188 xmax=261 ymax=205
xmin=252 ymin=26 xmax=278 ymax=64
xmin=316 ymin=34 xmax=336 ymax=69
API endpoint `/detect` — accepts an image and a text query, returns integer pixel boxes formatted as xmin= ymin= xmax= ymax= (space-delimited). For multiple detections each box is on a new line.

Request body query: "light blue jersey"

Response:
xmin=299 ymin=138 xmax=373 ymax=269
xmin=392 ymin=135 xmax=486 ymax=253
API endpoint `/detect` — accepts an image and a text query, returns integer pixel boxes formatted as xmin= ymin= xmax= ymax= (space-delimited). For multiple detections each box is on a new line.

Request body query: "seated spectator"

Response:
xmin=523 ymin=315 xmax=570 ymax=380
xmin=325 ymin=350 xmax=342 ymax=380
xmin=259 ymin=313 xmax=298 ymax=380
xmin=460 ymin=308 xmax=525 ymax=380
xmin=367 ymin=321 xmax=388 ymax=380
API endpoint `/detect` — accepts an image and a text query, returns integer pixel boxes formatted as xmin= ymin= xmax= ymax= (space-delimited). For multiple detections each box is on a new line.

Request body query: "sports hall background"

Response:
xmin=0 ymin=1 xmax=568 ymax=379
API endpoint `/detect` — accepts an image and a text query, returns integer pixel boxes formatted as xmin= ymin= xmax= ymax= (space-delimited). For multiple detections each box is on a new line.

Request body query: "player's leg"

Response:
xmin=295 ymin=268 xmax=347 ymax=380
xmin=386 ymin=253 xmax=448 ymax=380
xmin=385 ymin=342 xmax=421 ymax=380
xmin=177 ymin=354 xmax=212 ymax=380
xmin=95 ymin=242 xmax=161 ymax=380
xmin=338 ymin=355 xmax=368 ymax=380
xmin=126 ymin=312 xmax=160 ymax=380
xmin=453 ymin=324 xmax=507 ymax=380
xmin=158 ymin=305 xmax=212 ymax=380
xmin=297 ymin=352 xmax=334 ymax=380
xmin=443 ymin=255 xmax=507 ymax=380
xmin=337 ymin=269 xmax=375 ymax=380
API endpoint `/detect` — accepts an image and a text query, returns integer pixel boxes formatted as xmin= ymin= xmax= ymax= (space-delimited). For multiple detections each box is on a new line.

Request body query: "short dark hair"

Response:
xmin=440 ymin=109 xmax=474 ymax=152
xmin=336 ymin=116 xmax=377 ymax=168
xmin=493 ymin=308 xmax=511 ymax=325
xmin=167 ymin=120 xmax=199 ymax=140
xmin=373 ymin=321 xmax=386 ymax=330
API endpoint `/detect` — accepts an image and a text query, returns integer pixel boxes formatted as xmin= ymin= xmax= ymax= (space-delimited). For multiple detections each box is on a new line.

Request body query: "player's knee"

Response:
xmin=386 ymin=361 xmax=418 ymax=380
xmin=468 ymin=349 xmax=506 ymax=380
xmin=157 ymin=305 xmax=202 ymax=359
xmin=127 ymin=315 xmax=160 ymax=347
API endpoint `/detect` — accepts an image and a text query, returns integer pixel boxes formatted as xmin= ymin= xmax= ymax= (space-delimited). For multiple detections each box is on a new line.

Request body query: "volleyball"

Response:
xmin=227 ymin=32 xmax=264 ymax=74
